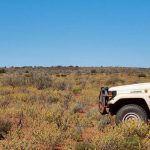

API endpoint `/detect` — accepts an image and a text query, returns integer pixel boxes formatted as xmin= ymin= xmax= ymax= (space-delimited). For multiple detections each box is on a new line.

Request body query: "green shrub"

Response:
xmin=1 ymin=129 xmax=34 ymax=149
xmin=143 ymin=131 xmax=150 ymax=149
xmin=33 ymin=122 xmax=62 ymax=149
xmin=106 ymin=77 xmax=125 ymax=86
xmin=123 ymin=135 xmax=142 ymax=150
xmin=70 ymin=126 xmax=82 ymax=142
xmin=55 ymin=80 xmax=69 ymax=90
xmin=0 ymin=99 xmax=10 ymax=108
xmin=92 ymin=122 xmax=149 ymax=150
xmin=91 ymin=69 xmax=97 ymax=74
xmin=0 ymin=68 xmax=6 ymax=74
xmin=33 ymin=74 xmax=53 ymax=90
xmin=63 ymin=93 xmax=73 ymax=109
xmin=2 ymin=73 xmax=53 ymax=89
xmin=138 ymin=73 xmax=146 ymax=78
xmin=71 ymin=103 xmax=84 ymax=114
xmin=44 ymin=103 xmax=65 ymax=129
xmin=0 ymin=119 xmax=12 ymax=139
xmin=97 ymin=115 xmax=111 ymax=131
xmin=119 ymin=121 xmax=149 ymax=139
xmin=75 ymin=142 xmax=95 ymax=150
xmin=73 ymin=88 xmax=82 ymax=95
xmin=25 ymin=70 xmax=29 ymax=73
xmin=92 ymin=130 xmax=124 ymax=150
xmin=86 ymin=108 xmax=102 ymax=121
xmin=61 ymin=74 xmax=67 ymax=77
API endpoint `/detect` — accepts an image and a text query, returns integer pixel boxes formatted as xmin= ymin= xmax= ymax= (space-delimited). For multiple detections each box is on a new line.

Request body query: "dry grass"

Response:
xmin=0 ymin=66 xmax=150 ymax=149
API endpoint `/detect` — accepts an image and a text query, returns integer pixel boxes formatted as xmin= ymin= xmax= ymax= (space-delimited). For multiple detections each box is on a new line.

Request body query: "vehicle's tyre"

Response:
xmin=115 ymin=104 xmax=148 ymax=125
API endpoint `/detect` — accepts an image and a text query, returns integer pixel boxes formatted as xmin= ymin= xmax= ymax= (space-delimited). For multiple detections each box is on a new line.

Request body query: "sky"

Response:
xmin=0 ymin=0 xmax=150 ymax=67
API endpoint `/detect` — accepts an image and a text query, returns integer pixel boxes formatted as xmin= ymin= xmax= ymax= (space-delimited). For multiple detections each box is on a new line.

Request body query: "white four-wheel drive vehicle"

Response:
xmin=99 ymin=83 xmax=150 ymax=124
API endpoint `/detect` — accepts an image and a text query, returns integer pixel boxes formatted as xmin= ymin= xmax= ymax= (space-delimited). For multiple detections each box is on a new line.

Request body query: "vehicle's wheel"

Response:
xmin=115 ymin=104 xmax=148 ymax=125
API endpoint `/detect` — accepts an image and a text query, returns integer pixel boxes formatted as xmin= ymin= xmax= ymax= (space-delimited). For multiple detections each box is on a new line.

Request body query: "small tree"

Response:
xmin=138 ymin=74 xmax=146 ymax=78
xmin=0 ymin=68 xmax=6 ymax=74
xmin=91 ymin=69 xmax=97 ymax=74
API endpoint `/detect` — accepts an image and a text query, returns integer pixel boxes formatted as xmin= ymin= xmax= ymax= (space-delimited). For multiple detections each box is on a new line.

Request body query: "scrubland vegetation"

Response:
xmin=0 ymin=66 xmax=150 ymax=150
